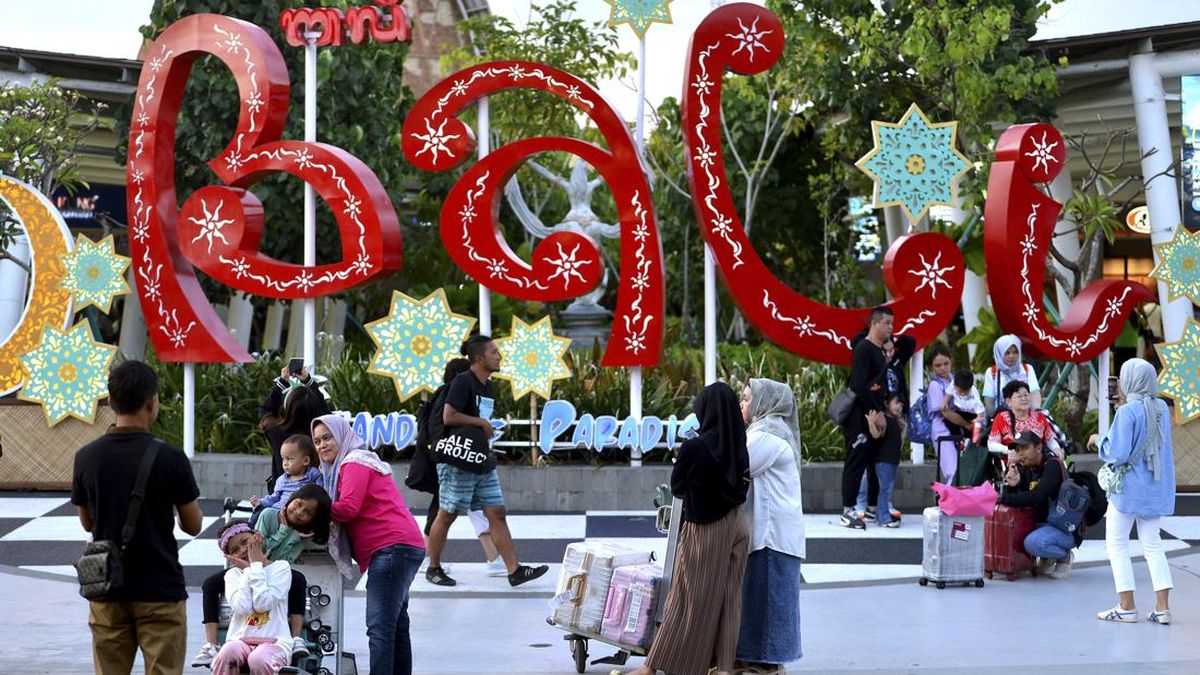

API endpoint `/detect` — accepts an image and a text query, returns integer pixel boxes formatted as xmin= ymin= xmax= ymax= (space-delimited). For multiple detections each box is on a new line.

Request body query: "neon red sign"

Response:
xmin=280 ymin=0 xmax=411 ymax=47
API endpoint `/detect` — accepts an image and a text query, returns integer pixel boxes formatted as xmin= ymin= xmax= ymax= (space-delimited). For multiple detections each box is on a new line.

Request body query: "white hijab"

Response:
xmin=993 ymin=334 xmax=1027 ymax=380
xmin=747 ymin=378 xmax=802 ymax=471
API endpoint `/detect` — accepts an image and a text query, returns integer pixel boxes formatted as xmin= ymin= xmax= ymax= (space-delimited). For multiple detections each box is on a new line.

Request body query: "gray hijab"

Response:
xmin=1118 ymin=358 xmax=1163 ymax=480
xmin=747 ymin=378 xmax=802 ymax=467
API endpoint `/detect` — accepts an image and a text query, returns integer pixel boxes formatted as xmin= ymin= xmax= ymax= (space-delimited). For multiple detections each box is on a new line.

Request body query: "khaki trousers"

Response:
xmin=88 ymin=600 xmax=186 ymax=675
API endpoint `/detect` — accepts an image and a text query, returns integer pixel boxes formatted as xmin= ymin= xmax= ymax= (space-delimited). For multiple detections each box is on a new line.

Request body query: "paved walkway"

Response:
xmin=4 ymin=548 xmax=1198 ymax=674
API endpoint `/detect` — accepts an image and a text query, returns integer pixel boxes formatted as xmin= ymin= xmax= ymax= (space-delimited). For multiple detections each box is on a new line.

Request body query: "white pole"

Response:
xmin=303 ymin=34 xmax=318 ymax=370
xmin=1098 ymin=349 xmax=1111 ymax=438
xmin=183 ymin=362 xmax=195 ymax=458
xmin=477 ymin=97 xmax=492 ymax=336
xmin=1130 ymin=41 xmax=1191 ymax=343
xmin=704 ymin=244 xmax=717 ymax=384
xmin=628 ymin=35 xmax=648 ymax=465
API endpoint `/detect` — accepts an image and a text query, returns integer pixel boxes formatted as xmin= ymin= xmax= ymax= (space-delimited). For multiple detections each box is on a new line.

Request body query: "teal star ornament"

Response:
xmin=494 ymin=316 xmax=572 ymax=400
xmin=604 ymin=0 xmax=673 ymax=38
xmin=60 ymin=233 xmax=130 ymax=313
xmin=855 ymin=103 xmax=972 ymax=224
xmin=19 ymin=321 xmax=117 ymax=426
xmin=1157 ymin=319 xmax=1200 ymax=424
xmin=1150 ymin=226 xmax=1200 ymax=306
xmin=365 ymin=289 xmax=476 ymax=402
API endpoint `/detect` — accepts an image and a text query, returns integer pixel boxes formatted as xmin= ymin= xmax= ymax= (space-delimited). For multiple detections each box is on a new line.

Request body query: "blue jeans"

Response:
xmin=1023 ymin=524 xmax=1075 ymax=561
xmin=366 ymin=543 xmax=425 ymax=675
xmin=856 ymin=463 xmax=897 ymax=520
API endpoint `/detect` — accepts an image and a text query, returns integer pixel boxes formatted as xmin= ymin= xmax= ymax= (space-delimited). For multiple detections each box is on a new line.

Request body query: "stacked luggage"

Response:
xmin=549 ymin=542 xmax=656 ymax=635
xmin=600 ymin=563 xmax=663 ymax=650
xmin=918 ymin=506 xmax=985 ymax=589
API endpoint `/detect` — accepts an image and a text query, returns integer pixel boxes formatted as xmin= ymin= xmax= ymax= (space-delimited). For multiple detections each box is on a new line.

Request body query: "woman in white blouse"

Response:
xmin=735 ymin=378 xmax=806 ymax=673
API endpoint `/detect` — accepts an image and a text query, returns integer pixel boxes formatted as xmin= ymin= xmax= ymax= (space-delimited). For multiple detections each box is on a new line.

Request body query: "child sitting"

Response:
xmin=210 ymin=525 xmax=292 ymax=675
xmin=866 ymin=393 xmax=906 ymax=528
xmin=250 ymin=435 xmax=322 ymax=526
xmin=191 ymin=486 xmax=332 ymax=668
xmin=945 ymin=369 xmax=986 ymax=436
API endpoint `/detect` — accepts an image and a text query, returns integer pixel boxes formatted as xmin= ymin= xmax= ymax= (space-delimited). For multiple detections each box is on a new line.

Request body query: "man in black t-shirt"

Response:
xmin=423 ymin=335 xmax=549 ymax=588
xmin=839 ymin=306 xmax=893 ymax=529
xmin=72 ymin=360 xmax=202 ymax=674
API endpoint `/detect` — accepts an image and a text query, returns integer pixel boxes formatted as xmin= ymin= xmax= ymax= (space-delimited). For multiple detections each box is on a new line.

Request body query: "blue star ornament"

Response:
xmin=494 ymin=316 xmax=572 ymax=400
xmin=365 ymin=289 xmax=476 ymax=402
xmin=855 ymin=103 xmax=972 ymax=224
xmin=1150 ymin=226 xmax=1200 ymax=306
xmin=60 ymin=233 xmax=130 ymax=313
xmin=1157 ymin=319 xmax=1200 ymax=424
xmin=19 ymin=321 xmax=117 ymax=426
xmin=604 ymin=0 xmax=673 ymax=38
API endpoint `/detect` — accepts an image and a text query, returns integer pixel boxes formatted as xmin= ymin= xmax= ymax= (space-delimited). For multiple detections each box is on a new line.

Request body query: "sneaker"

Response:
xmin=1148 ymin=609 xmax=1172 ymax=625
xmin=881 ymin=519 xmax=901 ymax=528
xmin=1034 ymin=557 xmax=1056 ymax=576
xmin=425 ymin=565 xmax=457 ymax=587
xmin=1048 ymin=551 xmax=1073 ymax=579
xmin=889 ymin=508 xmax=903 ymax=521
xmin=863 ymin=507 xmax=877 ymax=523
xmin=839 ymin=512 xmax=867 ymax=530
xmin=485 ymin=558 xmax=509 ymax=577
xmin=1096 ymin=605 xmax=1138 ymax=623
xmin=509 ymin=564 xmax=550 ymax=587
xmin=191 ymin=642 xmax=219 ymax=667
xmin=291 ymin=636 xmax=309 ymax=657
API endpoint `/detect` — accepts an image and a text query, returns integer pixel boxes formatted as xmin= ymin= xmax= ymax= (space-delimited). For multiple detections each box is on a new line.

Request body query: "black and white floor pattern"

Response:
xmin=3 ymin=493 xmax=1198 ymax=595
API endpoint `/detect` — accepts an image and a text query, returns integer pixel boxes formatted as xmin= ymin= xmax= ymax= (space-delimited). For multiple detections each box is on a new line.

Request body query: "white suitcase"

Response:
xmin=919 ymin=506 xmax=985 ymax=589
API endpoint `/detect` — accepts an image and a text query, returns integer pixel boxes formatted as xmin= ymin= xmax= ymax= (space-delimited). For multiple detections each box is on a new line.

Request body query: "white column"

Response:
xmin=1047 ymin=164 xmax=1081 ymax=314
xmin=0 ymin=232 xmax=30 ymax=344
xmin=704 ymin=244 xmax=717 ymax=385
xmin=477 ymin=97 xmax=492 ymax=336
xmin=262 ymin=301 xmax=286 ymax=352
xmin=117 ymin=268 xmax=147 ymax=360
xmin=303 ymin=34 xmax=318 ymax=370
xmin=227 ymin=291 xmax=254 ymax=351
xmin=183 ymin=362 xmax=195 ymax=458
xmin=1130 ymin=41 xmax=1191 ymax=343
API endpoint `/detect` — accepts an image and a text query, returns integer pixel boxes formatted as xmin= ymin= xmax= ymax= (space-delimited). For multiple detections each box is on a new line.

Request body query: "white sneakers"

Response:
xmin=1148 ymin=609 xmax=1172 ymax=625
xmin=190 ymin=642 xmax=219 ymax=667
xmin=1047 ymin=552 xmax=1073 ymax=580
xmin=1096 ymin=606 xmax=1172 ymax=624
xmin=485 ymin=558 xmax=509 ymax=577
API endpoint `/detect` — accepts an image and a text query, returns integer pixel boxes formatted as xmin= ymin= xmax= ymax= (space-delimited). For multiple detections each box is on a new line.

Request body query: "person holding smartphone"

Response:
xmin=258 ymin=358 xmax=331 ymax=490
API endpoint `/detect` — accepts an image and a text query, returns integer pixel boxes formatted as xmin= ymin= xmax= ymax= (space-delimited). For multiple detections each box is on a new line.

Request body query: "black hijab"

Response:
xmin=672 ymin=382 xmax=750 ymax=523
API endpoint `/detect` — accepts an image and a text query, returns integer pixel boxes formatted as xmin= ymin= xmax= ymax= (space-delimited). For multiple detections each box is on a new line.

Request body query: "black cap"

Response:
xmin=1008 ymin=430 xmax=1042 ymax=448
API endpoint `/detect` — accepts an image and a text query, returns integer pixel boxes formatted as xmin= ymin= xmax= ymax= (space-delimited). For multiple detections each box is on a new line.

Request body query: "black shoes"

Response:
xmin=425 ymin=566 xmax=457 ymax=587
xmin=508 ymin=564 xmax=549 ymax=587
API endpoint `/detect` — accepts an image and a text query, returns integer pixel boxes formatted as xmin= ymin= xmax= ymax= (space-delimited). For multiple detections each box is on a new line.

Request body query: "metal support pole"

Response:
xmin=704 ymin=245 xmax=717 ymax=385
xmin=303 ymin=34 xmax=318 ymax=370
xmin=629 ymin=35 xmax=648 ymax=466
xmin=183 ymin=362 xmax=195 ymax=458
xmin=477 ymin=97 xmax=492 ymax=336
xmin=1098 ymin=349 xmax=1111 ymax=437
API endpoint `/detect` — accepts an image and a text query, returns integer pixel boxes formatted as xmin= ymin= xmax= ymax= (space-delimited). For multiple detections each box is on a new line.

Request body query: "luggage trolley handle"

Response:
xmin=653 ymin=496 xmax=684 ymax=625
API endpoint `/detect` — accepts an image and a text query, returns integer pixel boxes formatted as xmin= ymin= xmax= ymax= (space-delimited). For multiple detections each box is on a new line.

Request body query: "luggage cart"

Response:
xmin=549 ymin=487 xmax=682 ymax=673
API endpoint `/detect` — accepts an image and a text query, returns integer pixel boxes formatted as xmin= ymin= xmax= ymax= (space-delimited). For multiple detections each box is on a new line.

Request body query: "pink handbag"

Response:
xmin=932 ymin=481 xmax=998 ymax=517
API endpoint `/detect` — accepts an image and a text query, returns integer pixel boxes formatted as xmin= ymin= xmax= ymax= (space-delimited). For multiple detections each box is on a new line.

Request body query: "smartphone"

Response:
xmin=287 ymin=357 xmax=304 ymax=377
xmin=1107 ymin=375 xmax=1119 ymax=400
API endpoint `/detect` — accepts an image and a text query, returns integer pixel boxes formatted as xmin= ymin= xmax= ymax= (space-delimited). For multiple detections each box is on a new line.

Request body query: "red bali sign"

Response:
xmin=126 ymin=14 xmax=402 ymax=363
xmin=401 ymin=61 xmax=665 ymax=368
xmin=984 ymin=123 xmax=1153 ymax=362
xmin=680 ymin=4 xmax=965 ymax=365
xmin=280 ymin=0 xmax=411 ymax=47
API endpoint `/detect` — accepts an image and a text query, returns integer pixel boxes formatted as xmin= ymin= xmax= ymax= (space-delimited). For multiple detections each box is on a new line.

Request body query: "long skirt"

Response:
xmin=735 ymin=548 xmax=803 ymax=664
xmin=647 ymin=506 xmax=750 ymax=675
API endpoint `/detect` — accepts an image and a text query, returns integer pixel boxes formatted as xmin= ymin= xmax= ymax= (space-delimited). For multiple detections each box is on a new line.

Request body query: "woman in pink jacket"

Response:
xmin=312 ymin=414 xmax=425 ymax=675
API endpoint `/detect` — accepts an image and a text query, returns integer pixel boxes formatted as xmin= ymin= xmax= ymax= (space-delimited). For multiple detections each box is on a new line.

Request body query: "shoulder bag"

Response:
xmin=1098 ymin=402 xmax=1159 ymax=496
xmin=74 ymin=439 xmax=162 ymax=600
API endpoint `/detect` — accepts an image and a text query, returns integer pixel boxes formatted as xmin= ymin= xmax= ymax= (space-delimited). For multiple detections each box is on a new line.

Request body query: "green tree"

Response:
xmin=1 ymin=80 xmax=105 ymax=272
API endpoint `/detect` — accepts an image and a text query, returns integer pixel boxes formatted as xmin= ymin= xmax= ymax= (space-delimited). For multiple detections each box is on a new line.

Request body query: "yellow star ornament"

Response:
xmin=494 ymin=316 xmax=572 ymax=400
xmin=365 ymin=289 xmax=476 ymax=402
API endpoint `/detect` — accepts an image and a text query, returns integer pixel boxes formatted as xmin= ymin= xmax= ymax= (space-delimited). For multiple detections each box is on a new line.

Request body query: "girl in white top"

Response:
xmin=735 ymin=378 xmax=806 ymax=669
xmin=211 ymin=523 xmax=293 ymax=675
xmin=982 ymin=334 xmax=1041 ymax=416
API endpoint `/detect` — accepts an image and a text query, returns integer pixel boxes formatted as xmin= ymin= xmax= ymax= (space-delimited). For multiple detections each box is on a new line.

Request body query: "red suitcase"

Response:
xmin=984 ymin=504 xmax=1039 ymax=581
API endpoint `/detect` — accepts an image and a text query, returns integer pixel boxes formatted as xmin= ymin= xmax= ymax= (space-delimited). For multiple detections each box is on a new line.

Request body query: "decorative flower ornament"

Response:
xmin=1150 ymin=225 xmax=1200 ymax=306
xmin=603 ymin=0 xmax=673 ymax=38
xmin=60 ymin=234 xmax=131 ymax=313
xmin=19 ymin=322 xmax=117 ymax=426
xmin=1156 ymin=319 xmax=1200 ymax=424
xmin=494 ymin=316 xmax=573 ymax=400
xmin=855 ymin=103 xmax=972 ymax=224
xmin=365 ymin=289 xmax=476 ymax=402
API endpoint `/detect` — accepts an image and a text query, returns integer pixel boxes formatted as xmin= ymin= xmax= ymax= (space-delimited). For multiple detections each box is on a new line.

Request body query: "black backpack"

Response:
xmin=1069 ymin=469 xmax=1108 ymax=528
xmin=404 ymin=384 xmax=449 ymax=494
